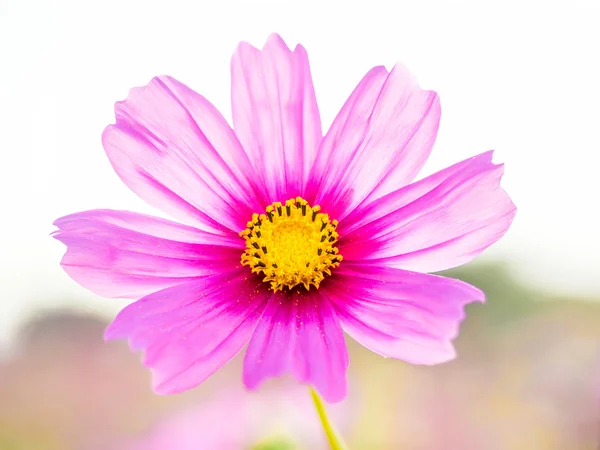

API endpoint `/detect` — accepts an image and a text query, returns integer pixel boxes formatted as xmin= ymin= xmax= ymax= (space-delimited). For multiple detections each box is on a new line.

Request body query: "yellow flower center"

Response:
xmin=240 ymin=197 xmax=343 ymax=292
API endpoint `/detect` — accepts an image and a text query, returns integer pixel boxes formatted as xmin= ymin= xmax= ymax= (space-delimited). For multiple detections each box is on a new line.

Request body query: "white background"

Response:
xmin=1 ymin=0 xmax=599 ymax=350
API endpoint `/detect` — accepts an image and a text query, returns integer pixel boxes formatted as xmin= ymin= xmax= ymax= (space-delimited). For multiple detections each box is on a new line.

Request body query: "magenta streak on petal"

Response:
xmin=322 ymin=264 xmax=484 ymax=365
xmin=52 ymin=209 xmax=242 ymax=299
xmin=309 ymin=63 xmax=440 ymax=221
xmin=105 ymin=270 xmax=269 ymax=395
xmin=338 ymin=151 xmax=516 ymax=273
xmin=243 ymin=291 xmax=348 ymax=403
xmin=231 ymin=33 xmax=323 ymax=204
xmin=103 ymin=75 xmax=264 ymax=234
xmin=339 ymin=151 xmax=493 ymax=234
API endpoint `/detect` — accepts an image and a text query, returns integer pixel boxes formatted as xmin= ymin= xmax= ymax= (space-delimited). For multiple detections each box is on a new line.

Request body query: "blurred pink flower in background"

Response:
xmin=0 ymin=312 xmax=158 ymax=450
xmin=52 ymin=32 xmax=515 ymax=402
xmin=120 ymin=382 xmax=353 ymax=450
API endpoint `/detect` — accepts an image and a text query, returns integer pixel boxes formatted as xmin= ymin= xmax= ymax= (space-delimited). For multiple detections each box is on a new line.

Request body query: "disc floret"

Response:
xmin=240 ymin=197 xmax=343 ymax=291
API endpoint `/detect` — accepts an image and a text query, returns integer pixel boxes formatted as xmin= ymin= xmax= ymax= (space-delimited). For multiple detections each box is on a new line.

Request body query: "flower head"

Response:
xmin=53 ymin=33 xmax=515 ymax=402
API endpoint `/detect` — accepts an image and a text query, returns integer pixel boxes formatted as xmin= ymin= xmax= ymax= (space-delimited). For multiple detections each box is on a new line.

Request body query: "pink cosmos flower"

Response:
xmin=53 ymin=33 xmax=515 ymax=402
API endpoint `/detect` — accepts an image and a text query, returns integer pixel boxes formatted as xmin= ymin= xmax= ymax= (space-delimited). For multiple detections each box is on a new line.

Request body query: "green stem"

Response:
xmin=310 ymin=387 xmax=349 ymax=450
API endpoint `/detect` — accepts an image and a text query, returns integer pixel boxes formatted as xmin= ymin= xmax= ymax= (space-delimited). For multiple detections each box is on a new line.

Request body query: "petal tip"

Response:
xmin=265 ymin=32 xmax=288 ymax=48
xmin=242 ymin=365 xmax=264 ymax=391
xmin=103 ymin=324 xmax=121 ymax=342
xmin=316 ymin=382 xmax=348 ymax=403
xmin=473 ymin=289 xmax=486 ymax=304
xmin=112 ymin=76 xmax=173 ymax=116
xmin=152 ymin=376 xmax=179 ymax=396
xmin=368 ymin=65 xmax=390 ymax=77
xmin=234 ymin=39 xmax=260 ymax=58
xmin=432 ymin=345 xmax=457 ymax=364
xmin=411 ymin=343 xmax=457 ymax=366
xmin=101 ymin=123 xmax=117 ymax=146
xmin=236 ymin=33 xmax=296 ymax=57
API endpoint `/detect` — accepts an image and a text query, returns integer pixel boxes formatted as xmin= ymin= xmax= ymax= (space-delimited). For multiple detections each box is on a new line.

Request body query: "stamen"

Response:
xmin=239 ymin=197 xmax=343 ymax=292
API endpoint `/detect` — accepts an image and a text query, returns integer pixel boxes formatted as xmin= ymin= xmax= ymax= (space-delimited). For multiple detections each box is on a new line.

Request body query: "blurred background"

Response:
xmin=1 ymin=0 xmax=599 ymax=449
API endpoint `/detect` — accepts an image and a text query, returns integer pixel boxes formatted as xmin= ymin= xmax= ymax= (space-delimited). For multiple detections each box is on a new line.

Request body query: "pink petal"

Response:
xmin=53 ymin=209 xmax=242 ymax=298
xmin=105 ymin=270 xmax=269 ymax=394
xmin=338 ymin=151 xmax=516 ymax=273
xmin=323 ymin=264 xmax=484 ymax=364
xmin=103 ymin=75 xmax=263 ymax=233
xmin=308 ymin=64 xmax=440 ymax=220
xmin=243 ymin=291 xmax=348 ymax=402
xmin=231 ymin=33 xmax=322 ymax=202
